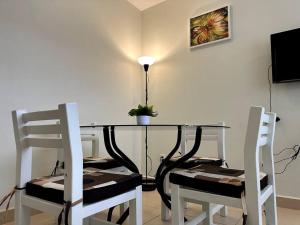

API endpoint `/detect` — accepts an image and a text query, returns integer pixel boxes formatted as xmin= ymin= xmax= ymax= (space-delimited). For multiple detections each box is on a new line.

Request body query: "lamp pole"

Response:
xmin=144 ymin=64 xmax=149 ymax=188
xmin=138 ymin=56 xmax=155 ymax=191
xmin=144 ymin=64 xmax=149 ymax=106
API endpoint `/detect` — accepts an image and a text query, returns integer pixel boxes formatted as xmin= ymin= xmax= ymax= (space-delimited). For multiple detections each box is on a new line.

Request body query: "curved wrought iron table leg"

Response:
xmin=156 ymin=126 xmax=202 ymax=210
xmin=103 ymin=126 xmax=138 ymax=173
xmin=110 ymin=126 xmax=139 ymax=173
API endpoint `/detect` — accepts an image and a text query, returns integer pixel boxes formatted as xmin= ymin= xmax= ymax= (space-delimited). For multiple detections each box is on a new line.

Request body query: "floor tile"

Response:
xmin=3 ymin=191 xmax=299 ymax=225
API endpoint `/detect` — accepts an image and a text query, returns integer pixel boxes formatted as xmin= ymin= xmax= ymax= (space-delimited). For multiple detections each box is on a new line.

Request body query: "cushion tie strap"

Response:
xmin=0 ymin=186 xmax=26 ymax=222
xmin=14 ymin=186 xmax=26 ymax=191
xmin=51 ymin=160 xmax=64 ymax=176
xmin=0 ymin=186 xmax=26 ymax=207
xmin=58 ymin=198 xmax=83 ymax=225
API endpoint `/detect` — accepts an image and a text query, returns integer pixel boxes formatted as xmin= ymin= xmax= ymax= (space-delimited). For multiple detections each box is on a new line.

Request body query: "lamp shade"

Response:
xmin=138 ymin=56 xmax=155 ymax=66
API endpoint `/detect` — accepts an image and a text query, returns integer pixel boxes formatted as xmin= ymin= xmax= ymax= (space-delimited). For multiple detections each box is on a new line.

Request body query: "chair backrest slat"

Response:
xmin=181 ymin=122 xmax=226 ymax=161
xmin=259 ymin=136 xmax=268 ymax=147
xmin=81 ymin=134 xmax=100 ymax=158
xmin=81 ymin=134 xmax=97 ymax=141
xmin=184 ymin=125 xmax=223 ymax=141
xmin=260 ymin=126 xmax=269 ymax=135
xmin=23 ymin=124 xmax=61 ymax=135
xmin=200 ymin=134 xmax=218 ymax=141
xmin=261 ymin=113 xmax=270 ymax=124
xmin=24 ymin=137 xmax=63 ymax=148
xmin=22 ymin=109 xmax=60 ymax=123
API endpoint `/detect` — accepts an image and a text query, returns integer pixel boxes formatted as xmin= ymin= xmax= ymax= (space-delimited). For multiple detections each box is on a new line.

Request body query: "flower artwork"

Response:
xmin=190 ymin=5 xmax=231 ymax=48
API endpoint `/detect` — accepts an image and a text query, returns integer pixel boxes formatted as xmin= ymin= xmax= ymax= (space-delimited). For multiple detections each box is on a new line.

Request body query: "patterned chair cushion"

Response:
xmin=169 ymin=164 xmax=268 ymax=198
xmin=165 ymin=156 xmax=223 ymax=169
xmin=26 ymin=168 xmax=142 ymax=204
xmin=83 ymin=157 xmax=122 ymax=170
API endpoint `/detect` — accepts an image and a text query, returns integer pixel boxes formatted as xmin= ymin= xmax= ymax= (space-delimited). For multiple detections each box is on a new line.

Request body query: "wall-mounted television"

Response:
xmin=271 ymin=28 xmax=300 ymax=83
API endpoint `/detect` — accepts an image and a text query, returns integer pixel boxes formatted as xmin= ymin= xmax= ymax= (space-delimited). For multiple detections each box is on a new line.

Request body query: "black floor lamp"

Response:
xmin=138 ymin=56 xmax=156 ymax=191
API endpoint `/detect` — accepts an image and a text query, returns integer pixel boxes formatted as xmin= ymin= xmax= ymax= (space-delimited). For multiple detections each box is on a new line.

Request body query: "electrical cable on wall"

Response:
xmin=147 ymin=154 xmax=153 ymax=175
xmin=274 ymin=145 xmax=300 ymax=174
xmin=267 ymin=65 xmax=299 ymax=174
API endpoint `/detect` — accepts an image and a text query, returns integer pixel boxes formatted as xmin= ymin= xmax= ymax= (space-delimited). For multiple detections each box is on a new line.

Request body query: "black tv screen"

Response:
xmin=271 ymin=28 xmax=300 ymax=83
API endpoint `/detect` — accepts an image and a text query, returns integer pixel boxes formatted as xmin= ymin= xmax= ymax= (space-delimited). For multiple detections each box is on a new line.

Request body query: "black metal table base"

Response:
xmin=142 ymin=177 xmax=156 ymax=191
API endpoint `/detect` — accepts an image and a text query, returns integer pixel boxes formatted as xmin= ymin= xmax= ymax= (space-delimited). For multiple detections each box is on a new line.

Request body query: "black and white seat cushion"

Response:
xmin=166 ymin=156 xmax=223 ymax=169
xmin=83 ymin=156 xmax=122 ymax=170
xmin=169 ymin=164 xmax=268 ymax=198
xmin=26 ymin=168 xmax=142 ymax=204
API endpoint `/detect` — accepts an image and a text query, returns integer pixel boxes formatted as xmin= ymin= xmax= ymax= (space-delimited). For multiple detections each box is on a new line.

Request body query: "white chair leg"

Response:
xmin=203 ymin=202 xmax=215 ymax=225
xmin=219 ymin=205 xmax=227 ymax=217
xmin=129 ymin=186 xmax=142 ymax=225
xmin=171 ymin=184 xmax=184 ymax=225
xmin=161 ymin=172 xmax=170 ymax=221
xmin=15 ymin=193 xmax=31 ymax=225
xmin=69 ymin=205 xmax=83 ymax=225
xmin=264 ymin=193 xmax=278 ymax=225
xmin=161 ymin=201 xmax=170 ymax=221
xmin=246 ymin=204 xmax=263 ymax=225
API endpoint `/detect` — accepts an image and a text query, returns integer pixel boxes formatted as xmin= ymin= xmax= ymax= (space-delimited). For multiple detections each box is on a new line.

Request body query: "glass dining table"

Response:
xmin=80 ymin=124 xmax=229 ymax=190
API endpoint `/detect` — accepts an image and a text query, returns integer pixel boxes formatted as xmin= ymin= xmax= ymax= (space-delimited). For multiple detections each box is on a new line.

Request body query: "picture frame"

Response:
xmin=190 ymin=5 xmax=231 ymax=48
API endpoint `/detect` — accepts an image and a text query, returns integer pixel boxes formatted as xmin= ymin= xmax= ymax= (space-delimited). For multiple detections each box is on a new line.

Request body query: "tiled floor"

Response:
xmin=4 ymin=191 xmax=300 ymax=225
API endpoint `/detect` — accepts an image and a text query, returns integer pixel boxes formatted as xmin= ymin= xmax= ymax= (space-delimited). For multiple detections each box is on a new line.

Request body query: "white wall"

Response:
xmin=142 ymin=0 xmax=300 ymax=198
xmin=1 ymin=0 xmax=300 ymax=207
xmin=0 ymin=0 xmax=142 ymax=208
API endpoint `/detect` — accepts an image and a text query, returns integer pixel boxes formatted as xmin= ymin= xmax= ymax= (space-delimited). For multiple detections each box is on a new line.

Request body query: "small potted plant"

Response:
xmin=128 ymin=104 xmax=158 ymax=125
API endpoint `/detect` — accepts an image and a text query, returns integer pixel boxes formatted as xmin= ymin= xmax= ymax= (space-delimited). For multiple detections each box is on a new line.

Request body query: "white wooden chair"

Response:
xmin=81 ymin=131 xmax=129 ymax=217
xmin=55 ymin=125 xmax=129 ymax=223
xmin=12 ymin=103 xmax=142 ymax=225
xmin=170 ymin=107 xmax=277 ymax=225
xmin=161 ymin=122 xmax=227 ymax=221
xmin=81 ymin=132 xmax=100 ymax=158
xmin=53 ymin=125 xmax=125 ymax=175
xmin=53 ymin=125 xmax=122 ymax=173
xmin=81 ymin=131 xmax=125 ymax=172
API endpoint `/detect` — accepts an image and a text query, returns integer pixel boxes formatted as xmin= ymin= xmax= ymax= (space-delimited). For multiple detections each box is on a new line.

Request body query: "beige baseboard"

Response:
xmin=277 ymin=195 xmax=300 ymax=210
xmin=0 ymin=208 xmax=40 ymax=224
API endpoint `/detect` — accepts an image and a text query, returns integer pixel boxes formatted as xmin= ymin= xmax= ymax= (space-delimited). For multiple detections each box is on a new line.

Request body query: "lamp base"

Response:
xmin=142 ymin=177 xmax=156 ymax=192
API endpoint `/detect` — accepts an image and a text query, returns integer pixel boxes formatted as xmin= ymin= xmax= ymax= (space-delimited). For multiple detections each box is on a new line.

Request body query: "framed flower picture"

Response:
xmin=190 ymin=5 xmax=231 ymax=48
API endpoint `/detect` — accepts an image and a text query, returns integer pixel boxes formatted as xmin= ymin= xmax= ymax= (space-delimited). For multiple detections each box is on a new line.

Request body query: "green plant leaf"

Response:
xmin=128 ymin=104 xmax=158 ymax=117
